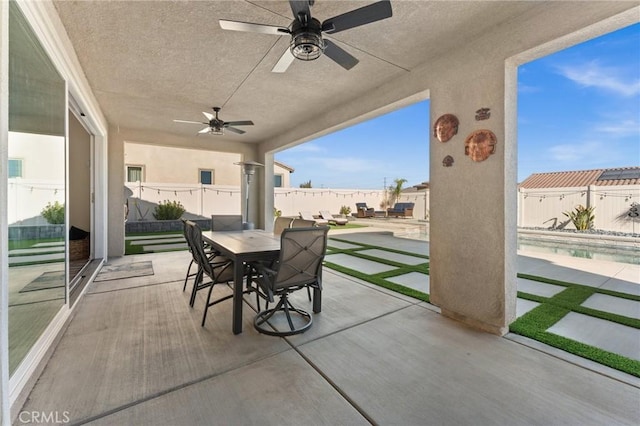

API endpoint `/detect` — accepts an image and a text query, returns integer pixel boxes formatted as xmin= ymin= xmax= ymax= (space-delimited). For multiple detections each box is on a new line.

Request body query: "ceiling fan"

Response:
xmin=173 ymin=107 xmax=254 ymax=135
xmin=219 ymin=0 xmax=392 ymax=73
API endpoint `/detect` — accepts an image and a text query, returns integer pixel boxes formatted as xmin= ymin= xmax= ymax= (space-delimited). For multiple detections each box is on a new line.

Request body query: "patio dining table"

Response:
xmin=201 ymin=229 xmax=322 ymax=334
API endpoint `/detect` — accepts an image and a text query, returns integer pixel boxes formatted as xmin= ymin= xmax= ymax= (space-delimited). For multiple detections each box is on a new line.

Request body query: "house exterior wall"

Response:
xmin=124 ymin=142 xmax=292 ymax=187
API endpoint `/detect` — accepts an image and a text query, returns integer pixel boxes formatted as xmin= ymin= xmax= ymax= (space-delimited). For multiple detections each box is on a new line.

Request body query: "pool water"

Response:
xmin=396 ymin=231 xmax=639 ymax=265
xmin=517 ymin=237 xmax=639 ymax=265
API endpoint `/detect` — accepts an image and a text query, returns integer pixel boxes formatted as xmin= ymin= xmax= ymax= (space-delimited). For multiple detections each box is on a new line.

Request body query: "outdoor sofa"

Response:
xmin=386 ymin=202 xmax=414 ymax=218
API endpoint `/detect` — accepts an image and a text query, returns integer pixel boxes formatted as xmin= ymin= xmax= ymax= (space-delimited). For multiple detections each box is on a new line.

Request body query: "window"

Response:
xmin=126 ymin=165 xmax=143 ymax=182
xmin=200 ymin=169 xmax=214 ymax=185
xmin=8 ymin=158 xmax=23 ymax=178
xmin=274 ymin=174 xmax=283 ymax=188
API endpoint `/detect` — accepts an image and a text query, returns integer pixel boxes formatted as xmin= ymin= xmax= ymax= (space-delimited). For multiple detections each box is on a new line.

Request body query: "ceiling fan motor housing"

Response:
xmin=290 ymin=18 xmax=324 ymax=61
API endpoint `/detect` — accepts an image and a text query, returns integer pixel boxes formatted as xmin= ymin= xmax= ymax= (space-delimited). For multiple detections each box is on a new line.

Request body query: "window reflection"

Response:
xmin=8 ymin=1 xmax=66 ymax=376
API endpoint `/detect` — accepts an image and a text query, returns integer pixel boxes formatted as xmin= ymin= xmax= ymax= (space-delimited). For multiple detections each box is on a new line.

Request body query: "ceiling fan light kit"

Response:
xmin=290 ymin=18 xmax=324 ymax=61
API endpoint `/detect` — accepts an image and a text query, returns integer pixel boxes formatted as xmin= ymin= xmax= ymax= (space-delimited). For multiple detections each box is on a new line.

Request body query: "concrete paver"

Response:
xmin=516 ymin=298 xmax=540 ymax=318
xmin=386 ymin=272 xmax=429 ymax=293
xmin=141 ymin=242 xmax=187 ymax=251
xmin=517 ymin=277 xmax=566 ymax=298
xmin=581 ymin=293 xmax=640 ymax=320
xmin=547 ymin=312 xmax=640 ymax=361
xmin=324 ymin=253 xmax=397 ymax=274
xmin=358 ymin=248 xmax=427 ymax=265
xmin=129 ymin=237 xmax=185 ymax=245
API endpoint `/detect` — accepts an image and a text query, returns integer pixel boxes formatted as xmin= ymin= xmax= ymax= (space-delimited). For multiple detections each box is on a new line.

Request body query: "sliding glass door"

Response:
xmin=8 ymin=1 xmax=67 ymax=376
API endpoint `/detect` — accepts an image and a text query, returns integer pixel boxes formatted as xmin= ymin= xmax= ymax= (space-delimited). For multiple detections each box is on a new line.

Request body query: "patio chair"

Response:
xmin=181 ymin=218 xmax=215 ymax=296
xmin=211 ymin=214 xmax=243 ymax=231
xmin=186 ymin=221 xmax=262 ymax=326
xmin=251 ymin=226 xmax=329 ymax=336
xmin=299 ymin=211 xmax=329 ymax=226
xmin=273 ymin=216 xmax=293 ymax=235
xmin=290 ymin=218 xmax=318 ymax=228
xmin=355 ymin=202 xmax=375 ymax=218
xmin=319 ymin=210 xmax=348 ymax=226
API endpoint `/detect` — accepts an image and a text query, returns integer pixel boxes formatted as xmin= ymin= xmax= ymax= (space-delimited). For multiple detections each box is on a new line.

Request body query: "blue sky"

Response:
xmin=276 ymin=23 xmax=640 ymax=188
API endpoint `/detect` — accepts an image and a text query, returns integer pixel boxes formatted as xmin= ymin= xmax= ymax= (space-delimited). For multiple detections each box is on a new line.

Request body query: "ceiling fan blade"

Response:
xmin=219 ymin=20 xmax=289 ymax=35
xmin=202 ymin=111 xmax=214 ymax=121
xmin=225 ymin=120 xmax=254 ymax=127
xmin=321 ymin=0 xmax=392 ymax=34
xmin=323 ymin=40 xmax=359 ymax=70
xmin=198 ymin=127 xmax=212 ymax=134
xmin=174 ymin=119 xmax=207 ymax=125
xmin=225 ymin=126 xmax=246 ymax=135
xmin=272 ymin=48 xmax=295 ymax=73
xmin=289 ymin=0 xmax=311 ymax=24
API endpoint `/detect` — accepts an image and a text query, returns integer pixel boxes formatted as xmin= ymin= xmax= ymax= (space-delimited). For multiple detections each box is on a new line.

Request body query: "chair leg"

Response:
xmin=306 ymin=285 xmax=311 ymax=301
xmin=183 ymin=259 xmax=195 ymax=292
xmin=201 ymin=281 xmax=215 ymax=326
xmin=190 ymin=268 xmax=205 ymax=307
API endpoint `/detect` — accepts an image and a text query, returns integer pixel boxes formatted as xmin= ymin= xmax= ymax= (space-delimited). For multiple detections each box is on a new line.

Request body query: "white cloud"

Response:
xmin=594 ymin=119 xmax=640 ymax=137
xmin=284 ymin=143 xmax=325 ymax=153
xmin=549 ymin=140 xmax=609 ymax=162
xmin=315 ymin=156 xmax=383 ymax=174
xmin=518 ymin=83 xmax=540 ymax=94
xmin=555 ymin=60 xmax=640 ymax=97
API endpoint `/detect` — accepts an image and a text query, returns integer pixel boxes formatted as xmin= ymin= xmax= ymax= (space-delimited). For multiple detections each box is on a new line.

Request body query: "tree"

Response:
xmin=299 ymin=180 xmax=312 ymax=188
xmin=391 ymin=178 xmax=407 ymax=205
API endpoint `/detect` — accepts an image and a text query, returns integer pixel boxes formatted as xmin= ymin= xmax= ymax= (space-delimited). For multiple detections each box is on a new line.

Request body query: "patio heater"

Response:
xmin=235 ymin=161 xmax=264 ymax=230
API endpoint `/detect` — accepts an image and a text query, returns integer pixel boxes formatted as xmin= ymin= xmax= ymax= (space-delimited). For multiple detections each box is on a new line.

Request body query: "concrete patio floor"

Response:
xmin=16 ymin=239 xmax=640 ymax=425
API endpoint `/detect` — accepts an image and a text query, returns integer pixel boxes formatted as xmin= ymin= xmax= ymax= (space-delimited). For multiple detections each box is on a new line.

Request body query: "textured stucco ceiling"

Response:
xmin=51 ymin=1 xmax=638 ymax=150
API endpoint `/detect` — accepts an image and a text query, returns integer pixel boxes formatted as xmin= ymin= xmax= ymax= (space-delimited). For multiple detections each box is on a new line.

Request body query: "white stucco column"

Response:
xmin=429 ymin=60 xmax=518 ymax=335
xmin=261 ymin=153 xmax=275 ymax=232
xmin=107 ymin=126 xmax=125 ymax=258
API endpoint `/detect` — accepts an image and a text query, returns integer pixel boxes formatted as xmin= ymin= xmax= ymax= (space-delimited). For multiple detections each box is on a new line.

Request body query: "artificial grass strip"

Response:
xmin=510 ymin=304 xmax=640 ymax=377
xmin=324 ymin=261 xmax=429 ymax=303
xmin=328 ymin=237 xmax=429 ymax=259
xmin=518 ymin=273 xmax=640 ymax=302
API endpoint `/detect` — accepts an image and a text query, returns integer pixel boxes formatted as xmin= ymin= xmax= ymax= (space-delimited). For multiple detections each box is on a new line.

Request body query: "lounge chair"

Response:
xmin=354 ymin=202 xmax=375 ymax=218
xmin=299 ymin=211 xmax=329 ymax=226
xmin=387 ymin=202 xmax=414 ymax=218
xmin=319 ymin=210 xmax=348 ymax=225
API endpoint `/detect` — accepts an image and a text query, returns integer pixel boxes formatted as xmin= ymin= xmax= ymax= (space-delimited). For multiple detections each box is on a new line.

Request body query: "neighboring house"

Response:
xmin=124 ymin=142 xmax=294 ymax=187
xmin=274 ymin=161 xmax=294 ymax=188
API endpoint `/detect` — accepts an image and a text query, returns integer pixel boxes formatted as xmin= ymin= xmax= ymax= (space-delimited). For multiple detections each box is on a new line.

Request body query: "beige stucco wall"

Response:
xmin=125 ymin=142 xmax=241 ymax=185
xmin=124 ymin=142 xmax=292 ymax=187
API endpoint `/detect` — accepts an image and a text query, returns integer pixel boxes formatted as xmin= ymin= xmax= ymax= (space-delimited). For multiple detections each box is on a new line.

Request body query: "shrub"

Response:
xmin=153 ymin=200 xmax=185 ymax=220
xmin=41 ymin=201 xmax=65 ymax=224
xmin=563 ymin=204 xmax=595 ymax=230
xmin=339 ymin=205 xmax=351 ymax=216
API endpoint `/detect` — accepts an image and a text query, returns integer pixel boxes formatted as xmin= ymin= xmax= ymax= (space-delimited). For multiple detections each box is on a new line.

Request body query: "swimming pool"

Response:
xmin=517 ymin=237 xmax=639 ymax=265
xmin=396 ymin=230 xmax=639 ymax=265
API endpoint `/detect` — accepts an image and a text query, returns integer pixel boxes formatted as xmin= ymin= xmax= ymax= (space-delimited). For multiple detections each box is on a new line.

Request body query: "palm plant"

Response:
xmin=563 ymin=204 xmax=595 ymax=230
xmin=391 ymin=178 xmax=407 ymax=205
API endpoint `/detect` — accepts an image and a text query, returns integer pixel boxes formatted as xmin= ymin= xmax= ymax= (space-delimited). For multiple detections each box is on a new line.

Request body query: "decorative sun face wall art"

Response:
xmin=464 ymin=129 xmax=497 ymax=162
xmin=433 ymin=113 xmax=459 ymax=143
